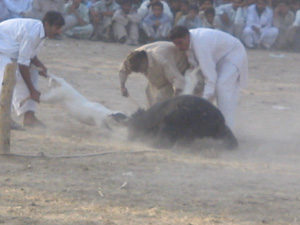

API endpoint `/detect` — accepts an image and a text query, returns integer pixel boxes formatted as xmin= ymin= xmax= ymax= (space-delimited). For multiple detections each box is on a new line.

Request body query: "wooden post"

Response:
xmin=0 ymin=63 xmax=16 ymax=154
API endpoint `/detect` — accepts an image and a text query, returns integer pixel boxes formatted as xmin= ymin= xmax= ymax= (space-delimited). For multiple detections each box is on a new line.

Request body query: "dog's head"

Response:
xmin=40 ymin=75 xmax=70 ymax=103
xmin=107 ymin=112 xmax=128 ymax=126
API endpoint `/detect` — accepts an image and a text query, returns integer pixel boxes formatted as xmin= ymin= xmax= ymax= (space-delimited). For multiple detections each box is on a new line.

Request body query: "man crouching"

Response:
xmin=118 ymin=41 xmax=190 ymax=107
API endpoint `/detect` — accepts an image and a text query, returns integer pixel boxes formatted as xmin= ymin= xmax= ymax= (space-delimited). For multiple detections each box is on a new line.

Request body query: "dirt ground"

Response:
xmin=0 ymin=38 xmax=300 ymax=225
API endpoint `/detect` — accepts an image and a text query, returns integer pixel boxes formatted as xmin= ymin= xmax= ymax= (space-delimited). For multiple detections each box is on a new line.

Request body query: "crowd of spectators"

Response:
xmin=1 ymin=0 xmax=300 ymax=51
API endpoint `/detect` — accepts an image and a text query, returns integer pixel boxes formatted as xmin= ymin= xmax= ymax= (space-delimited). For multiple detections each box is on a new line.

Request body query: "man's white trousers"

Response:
xmin=0 ymin=54 xmax=38 ymax=116
xmin=216 ymin=60 xmax=240 ymax=130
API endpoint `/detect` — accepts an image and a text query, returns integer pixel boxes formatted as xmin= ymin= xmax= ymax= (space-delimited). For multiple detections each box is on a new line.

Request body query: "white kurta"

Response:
xmin=215 ymin=3 xmax=238 ymax=35
xmin=242 ymin=5 xmax=278 ymax=49
xmin=0 ymin=18 xmax=45 ymax=116
xmin=0 ymin=1 xmax=11 ymax=22
xmin=293 ymin=10 xmax=300 ymax=27
xmin=187 ymin=28 xmax=248 ymax=129
xmin=4 ymin=0 xmax=33 ymax=18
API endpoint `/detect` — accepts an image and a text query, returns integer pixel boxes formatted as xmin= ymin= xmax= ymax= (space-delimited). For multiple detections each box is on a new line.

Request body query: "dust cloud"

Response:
xmin=1 ymin=39 xmax=299 ymax=225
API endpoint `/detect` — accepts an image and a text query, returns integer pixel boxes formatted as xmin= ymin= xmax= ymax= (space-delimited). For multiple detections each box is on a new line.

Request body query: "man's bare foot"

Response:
xmin=11 ymin=119 xmax=25 ymax=131
xmin=23 ymin=111 xmax=46 ymax=128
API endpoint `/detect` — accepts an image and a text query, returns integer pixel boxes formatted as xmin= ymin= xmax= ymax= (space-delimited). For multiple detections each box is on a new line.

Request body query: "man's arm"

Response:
xmin=31 ymin=56 xmax=47 ymax=77
xmin=18 ymin=64 xmax=41 ymax=103
xmin=162 ymin=61 xmax=185 ymax=96
xmin=119 ymin=59 xmax=132 ymax=97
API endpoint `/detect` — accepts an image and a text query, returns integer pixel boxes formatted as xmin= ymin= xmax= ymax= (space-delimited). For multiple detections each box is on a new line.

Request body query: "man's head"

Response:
xmin=204 ymin=7 xmax=215 ymax=24
xmin=276 ymin=0 xmax=288 ymax=14
xmin=72 ymin=0 xmax=82 ymax=7
xmin=200 ymin=0 xmax=213 ymax=10
xmin=170 ymin=0 xmax=181 ymax=11
xmin=42 ymin=11 xmax=65 ymax=38
xmin=128 ymin=50 xmax=148 ymax=73
xmin=180 ymin=0 xmax=190 ymax=14
xmin=121 ymin=0 xmax=133 ymax=14
xmin=256 ymin=0 xmax=267 ymax=12
xmin=105 ymin=0 xmax=114 ymax=5
xmin=245 ymin=0 xmax=255 ymax=6
xmin=187 ymin=5 xmax=199 ymax=19
xmin=169 ymin=26 xmax=190 ymax=51
xmin=232 ymin=0 xmax=242 ymax=9
xmin=151 ymin=1 xmax=164 ymax=16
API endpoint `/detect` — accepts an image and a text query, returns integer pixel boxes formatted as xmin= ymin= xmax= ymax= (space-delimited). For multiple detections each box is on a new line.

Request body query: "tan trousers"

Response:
xmin=145 ymin=83 xmax=174 ymax=108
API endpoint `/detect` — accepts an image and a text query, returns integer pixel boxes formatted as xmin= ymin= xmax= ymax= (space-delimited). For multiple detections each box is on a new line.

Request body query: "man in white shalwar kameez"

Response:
xmin=214 ymin=0 xmax=242 ymax=36
xmin=0 ymin=11 xmax=65 ymax=127
xmin=241 ymin=0 xmax=278 ymax=49
xmin=170 ymin=26 xmax=248 ymax=129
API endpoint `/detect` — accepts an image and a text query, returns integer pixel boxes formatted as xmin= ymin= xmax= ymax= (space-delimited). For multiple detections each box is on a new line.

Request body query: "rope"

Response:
xmin=0 ymin=149 xmax=158 ymax=159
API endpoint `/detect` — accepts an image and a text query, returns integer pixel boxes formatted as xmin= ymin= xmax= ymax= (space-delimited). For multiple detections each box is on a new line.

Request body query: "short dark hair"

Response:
xmin=42 ymin=11 xmax=65 ymax=27
xmin=200 ymin=0 xmax=213 ymax=4
xmin=181 ymin=0 xmax=189 ymax=6
xmin=204 ymin=7 xmax=215 ymax=16
xmin=127 ymin=50 xmax=148 ymax=72
xmin=120 ymin=0 xmax=133 ymax=5
xmin=151 ymin=1 xmax=164 ymax=10
xmin=169 ymin=26 xmax=190 ymax=40
xmin=189 ymin=5 xmax=199 ymax=13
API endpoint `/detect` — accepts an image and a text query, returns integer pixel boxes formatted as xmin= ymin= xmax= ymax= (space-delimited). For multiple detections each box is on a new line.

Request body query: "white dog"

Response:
xmin=40 ymin=74 xmax=127 ymax=130
xmin=182 ymin=67 xmax=204 ymax=96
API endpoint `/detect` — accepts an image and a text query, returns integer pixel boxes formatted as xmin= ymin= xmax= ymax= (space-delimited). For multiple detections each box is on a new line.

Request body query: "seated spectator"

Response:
xmin=199 ymin=0 xmax=213 ymax=20
xmin=112 ymin=0 xmax=140 ymax=45
xmin=0 ymin=1 xmax=11 ymax=22
xmin=269 ymin=0 xmax=279 ymax=9
xmin=83 ymin=0 xmax=101 ymax=8
xmin=24 ymin=0 xmax=65 ymax=20
xmin=291 ymin=4 xmax=300 ymax=51
xmin=214 ymin=0 xmax=242 ymax=36
xmin=141 ymin=1 xmax=172 ymax=42
xmin=90 ymin=0 xmax=120 ymax=41
xmin=202 ymin=7 xmax=216 ymax=28
xmin=4 ymin=0 xmax=33 ymax=18
xmin=241 ymin=0 xmax=279 ymax=49
xmin=131 ymin=0 xmax=143 ymax=10
xmin=213 ymin=0 xmax=224 ymax=7
xmin=137 ymin=0 xmax=173 ymax=21
xmin=177 ymin=5 xmax=202 ymax=29
xmin=273 ymin=0 xmax=295 ymax=50
xmin=170 ymin=0 xmax=182 ymax=18
xmin=63 ymin=0 xmax=94 ymax=39
xmin=234 ymin=0 xmax=255 ymax=40
xmin=213 ymin=0 xmax=232 ymax=7
xmin=174 ymin=0 xmax=190 ymax=25
xmin=290 ymin=0 xmax=300 ymax=14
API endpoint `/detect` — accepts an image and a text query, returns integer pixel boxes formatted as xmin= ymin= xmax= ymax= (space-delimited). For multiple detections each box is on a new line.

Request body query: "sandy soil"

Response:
xmin=0 ymin=39 xmax=300 ymax=225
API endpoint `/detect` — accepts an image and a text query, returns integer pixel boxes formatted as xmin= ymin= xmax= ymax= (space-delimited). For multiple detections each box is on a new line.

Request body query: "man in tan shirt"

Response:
xmin=119 ymin=41 xmax=190 ymax=107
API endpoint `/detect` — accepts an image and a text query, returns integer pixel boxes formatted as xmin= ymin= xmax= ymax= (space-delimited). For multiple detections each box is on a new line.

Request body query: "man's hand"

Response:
xmin=174 ymin=88 xmax=182 ymax=96
xmin=251 ymin=26 xmax=260 ymax=34
xmin=38 ymin=65 xmax=48 ymax=77
xmin=121 ymin=86 xmax=129 ymax=97
xmin=68 ymin=4 xmax=77 ymax=14
xmin=203 ymin=93 xmax=214 ymax=103
xmin=154 ymin=21 xmax=161 ymax=27
xmin=30 ymin=89 xmax=41 ymax=103
xmin=221 ymin=13 xmax=230 ymax=26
